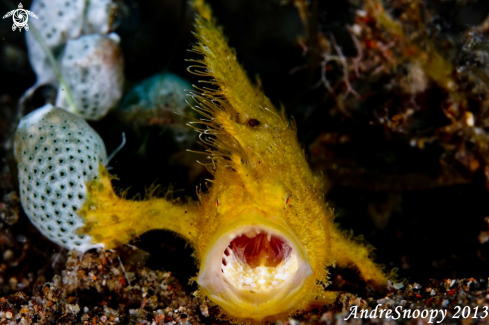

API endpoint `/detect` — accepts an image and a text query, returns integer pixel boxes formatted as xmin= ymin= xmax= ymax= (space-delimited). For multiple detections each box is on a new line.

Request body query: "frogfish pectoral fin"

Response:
xmin=79 ymin=165 xmax=199 ymax=249
xmin=330 ymin=227 xmax=389 ymax=290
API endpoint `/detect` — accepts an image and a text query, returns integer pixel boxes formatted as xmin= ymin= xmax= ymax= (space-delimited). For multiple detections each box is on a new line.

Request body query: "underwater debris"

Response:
xmin=0 ymin=248 xmax=200 ymax=324
xmin=291 ymin=0 xmax=489 ymax=196
xmin=0 ymin=192 xmax=19 ymax=226
xmin=480 ymin=217 xmax=489 ymax=244
xmin=14 ymin=104 xmax=107 ymax=251
xmin=56 ymin=33 xmax=124 ymax=120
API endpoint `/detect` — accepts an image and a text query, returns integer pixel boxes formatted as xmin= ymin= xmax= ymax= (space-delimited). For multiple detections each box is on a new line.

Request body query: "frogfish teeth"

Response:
xmin=14 ymin=0 xmax=389 ymax=322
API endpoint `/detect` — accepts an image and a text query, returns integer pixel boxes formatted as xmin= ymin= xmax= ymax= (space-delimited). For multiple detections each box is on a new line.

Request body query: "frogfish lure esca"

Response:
xmin=15 ymin=0 xmax=389 ymax=322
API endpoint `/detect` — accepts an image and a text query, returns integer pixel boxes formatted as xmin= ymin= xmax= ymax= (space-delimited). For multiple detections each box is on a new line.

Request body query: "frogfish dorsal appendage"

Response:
xmin=14 ymin=0 xmax=389 ymax=322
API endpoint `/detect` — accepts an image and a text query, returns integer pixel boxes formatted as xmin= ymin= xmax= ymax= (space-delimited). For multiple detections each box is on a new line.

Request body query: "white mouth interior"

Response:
xmin=198 ymin=222 xmax=312 ymax=317
xmin=221 ymin=228 xmax=299 ymax=292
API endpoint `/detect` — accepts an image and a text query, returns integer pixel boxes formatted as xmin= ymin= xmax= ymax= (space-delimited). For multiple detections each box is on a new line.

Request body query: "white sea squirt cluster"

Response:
xmin=26 ymin=0 xmax=117 ymax=86
xmin=25 ymin=0 xmax=123 ymax=120
xmin=14 ymin=104 xmax=107 ymax=252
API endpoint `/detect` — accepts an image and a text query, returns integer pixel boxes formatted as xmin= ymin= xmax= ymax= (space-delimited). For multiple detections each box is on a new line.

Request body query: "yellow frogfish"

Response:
xmin=14 ymin=0 xmax=388 ymax=322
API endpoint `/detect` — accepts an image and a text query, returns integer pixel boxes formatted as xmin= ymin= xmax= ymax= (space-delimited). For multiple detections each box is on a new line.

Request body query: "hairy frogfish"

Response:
xmin=14 ymin=0 xmax=388 ymax=322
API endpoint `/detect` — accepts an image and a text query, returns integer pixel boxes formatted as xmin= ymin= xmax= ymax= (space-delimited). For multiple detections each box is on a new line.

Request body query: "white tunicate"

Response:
xmin=25 ymin=0 xmax=118 ymax=94
xmin=56 ymin=33 xmax=124 ymax=120
xmin=84 ymin=0 xmax=118 ymax=34
xmin=14 ymin=104 xmax=107 ymax=251
xmin=26 ymin=0 xmax=85 ymax=86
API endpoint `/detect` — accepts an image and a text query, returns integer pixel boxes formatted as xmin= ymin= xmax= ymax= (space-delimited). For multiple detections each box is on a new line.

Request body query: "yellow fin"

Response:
xmin=80 ymin=165 xmax=199 ymax=249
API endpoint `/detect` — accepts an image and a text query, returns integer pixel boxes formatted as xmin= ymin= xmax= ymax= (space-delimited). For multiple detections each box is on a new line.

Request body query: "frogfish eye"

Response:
xmin=197 ymin=218 xmax=312 ymax=320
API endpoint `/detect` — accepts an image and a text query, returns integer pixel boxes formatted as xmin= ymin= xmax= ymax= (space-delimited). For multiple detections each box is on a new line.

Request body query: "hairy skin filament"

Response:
xmin=79 ymin=0 xmax=389 ymax=321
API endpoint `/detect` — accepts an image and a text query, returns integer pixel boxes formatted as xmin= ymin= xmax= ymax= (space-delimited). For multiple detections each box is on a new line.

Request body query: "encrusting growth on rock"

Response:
xmin=14 ymin=0 xmax=389 ymax=322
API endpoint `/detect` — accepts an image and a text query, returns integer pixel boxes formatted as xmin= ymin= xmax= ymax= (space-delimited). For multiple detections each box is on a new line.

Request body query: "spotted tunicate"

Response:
xmin=25 ymin=0 xmax=85 ymax=86
xmin=25 ymin=0 xmax=118 ymax=87
xmin=56 ymin=33 xmax=124 ymax=120
xmin=14 ymin=104 xmax=107 ymax=251
xmin=84 ymin=0 xmax=118 ymax=34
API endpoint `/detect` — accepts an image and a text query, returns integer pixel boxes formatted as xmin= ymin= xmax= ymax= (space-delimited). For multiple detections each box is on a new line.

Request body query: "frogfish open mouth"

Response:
xmin=14 ymin=0 xmax=390 ymax=322
xmin=197 ymin=208 xmax=313 ymax=319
